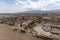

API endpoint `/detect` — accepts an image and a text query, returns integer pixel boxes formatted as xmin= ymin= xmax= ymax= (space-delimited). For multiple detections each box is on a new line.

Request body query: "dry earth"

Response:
xmin=0 ymin=24 xmax=43 ymax=40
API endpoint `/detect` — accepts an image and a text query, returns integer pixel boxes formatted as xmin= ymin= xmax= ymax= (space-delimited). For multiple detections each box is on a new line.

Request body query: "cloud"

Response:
xmin=0 ymin=1 xmax=28 ymax=13
xmin=15 ymin=0 xmax=60 ymax=10
xmin=0 ymin=0 xmax=60 ymax=13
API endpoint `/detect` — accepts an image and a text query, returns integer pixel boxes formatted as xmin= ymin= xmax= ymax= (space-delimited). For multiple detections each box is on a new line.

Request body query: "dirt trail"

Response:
xmin=0 ymin=24 xmax=42 ymax=40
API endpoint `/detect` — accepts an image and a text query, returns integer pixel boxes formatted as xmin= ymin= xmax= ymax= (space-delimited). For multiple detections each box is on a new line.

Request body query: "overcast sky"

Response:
xmin=0 ymin=0 xmax=60 ymax=13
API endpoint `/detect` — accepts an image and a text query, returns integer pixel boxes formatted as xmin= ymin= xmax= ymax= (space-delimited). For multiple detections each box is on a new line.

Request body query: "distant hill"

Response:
xmin=0 ymin=9 xmax=60 ymax=14
xmin=17 ymin=10 xmax=60 ymax=14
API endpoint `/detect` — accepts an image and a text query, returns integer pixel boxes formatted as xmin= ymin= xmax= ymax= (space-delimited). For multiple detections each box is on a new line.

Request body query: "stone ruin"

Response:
xmin=0 ymin=13 xmax=60 ymax=40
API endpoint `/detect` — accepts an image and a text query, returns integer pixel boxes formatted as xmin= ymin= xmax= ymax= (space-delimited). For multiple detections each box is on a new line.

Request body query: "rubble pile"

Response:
xmin=0 ymin=13 xmax=60 ymax=40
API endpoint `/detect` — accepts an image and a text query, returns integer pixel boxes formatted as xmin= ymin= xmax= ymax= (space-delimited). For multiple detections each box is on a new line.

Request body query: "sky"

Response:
xmin=0 ymin=0 xmax=60 ymax=13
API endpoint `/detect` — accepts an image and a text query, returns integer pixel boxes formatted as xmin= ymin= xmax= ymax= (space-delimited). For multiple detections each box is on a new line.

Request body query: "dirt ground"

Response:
xmin=0 ymin=24 xmax=43 ymax=40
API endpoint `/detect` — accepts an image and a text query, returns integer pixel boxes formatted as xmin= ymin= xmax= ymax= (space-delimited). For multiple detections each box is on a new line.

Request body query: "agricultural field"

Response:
xmin=0 ymin=13 xmax=11 ymax=18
